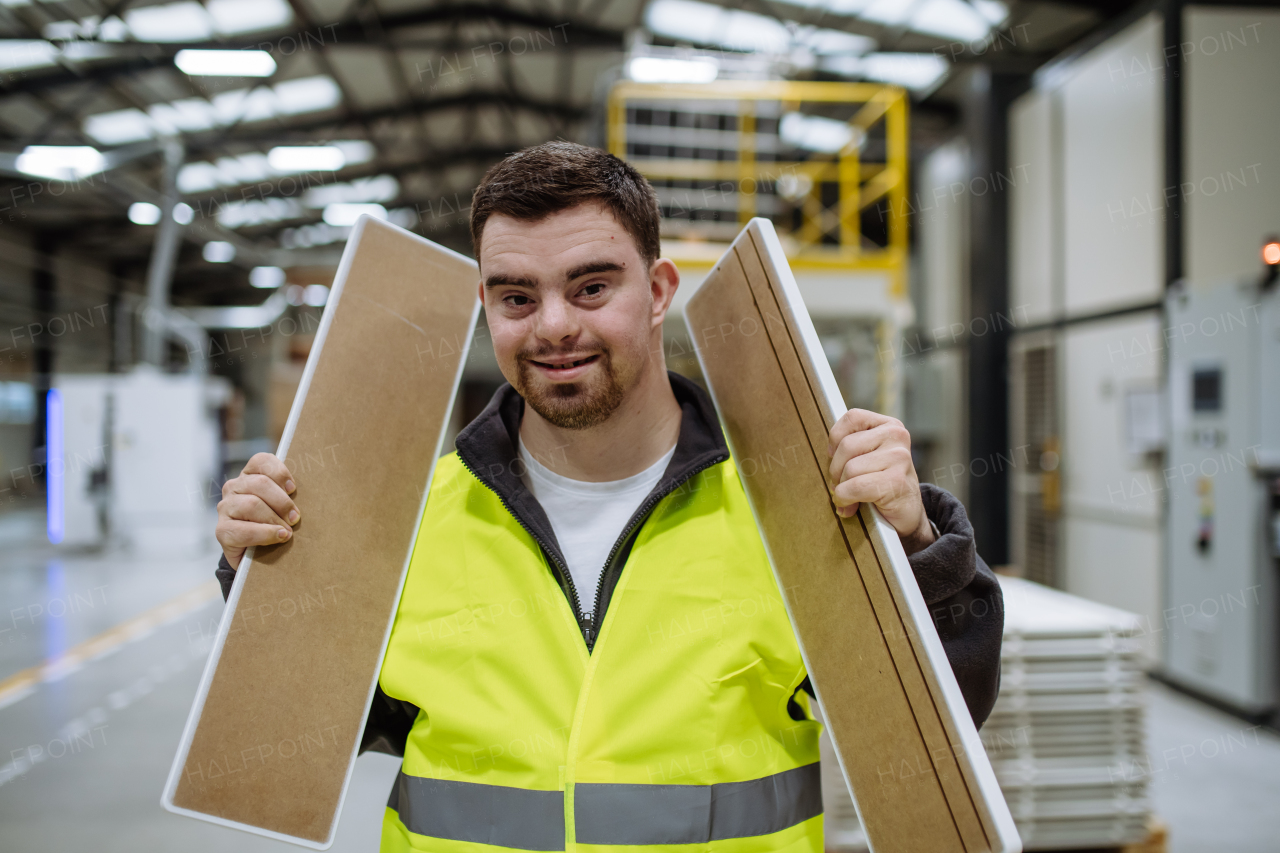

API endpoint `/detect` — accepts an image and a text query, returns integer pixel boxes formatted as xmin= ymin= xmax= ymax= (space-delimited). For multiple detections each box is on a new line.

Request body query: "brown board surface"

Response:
xmin=685 ymin=219 xmax=1019 ymax=853
xmin=163 ymin=217 xmax=479 ymax=846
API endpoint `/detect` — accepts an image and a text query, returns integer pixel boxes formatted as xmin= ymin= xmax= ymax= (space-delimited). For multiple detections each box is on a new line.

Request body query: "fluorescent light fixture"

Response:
xmin=906 ymin=0 xmax=993 ymax=42
xmin=272 ymin=76 xmax=342 ymax=115
xmin=46 ymin=389 xmax=63 ymax=545
xmin=0 ymin=40 xmax=59 ymax=72
xmin=203 ymin=241 xmax=236 ymax=262
xmin=206 ymin=0 xmax=293 ymax=35
xmin=305 ymin=175 xmax=399 ymax=208
xmin=323 ymin=203 xmax=387 ymax=226
xmin=302 ymin=284 xmax=329 ymax=306
xmin=780 ymin=113 xmax=861 ymax=154
xmin=175 ymin=49 xmax=277 ymax=77
xmin=125 ymin=2 xmax=213 ymax=42
xmin=628 ymin=56 xmax=719 ymax=83
xmin=217 ymin=197 xmax=303 ymax=228
xmin=249 ymin=266 xmax=286 ymax=289
xmin=16 ymin=146 xmax=106 ymax=180
xmin=173 ymin=202 xmax=194 ymax=224
xmin=84 ymin=109 xmax=153 ymax=145
xmin=646 ymin=0 xmax=791 ymax=53
xmin=268 ymin=146 xmax=345 ymax=173
xmin=129 ymin=202 xmax=162 ymax=225
xmin=44 ymin=16 xmax=129 ymax=41
xmin=821 ymin=52 xmax=949 ymax=92
xmin=84 ymin=76 xmax=344 ymax=144
xmin=333 ymin=140 xmax=375 ymax=165
xmin=285 ymin=284 xmax=306 ymax=306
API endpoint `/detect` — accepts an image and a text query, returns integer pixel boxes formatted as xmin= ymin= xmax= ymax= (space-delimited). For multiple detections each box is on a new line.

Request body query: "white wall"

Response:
xmin=1184 ymin=7 xmax=1280 ymax=284
xmin=1009 ymin=89 xmax=1056 ymax=325
xmin=1061 ymin=13 xmax=1165 ymax=316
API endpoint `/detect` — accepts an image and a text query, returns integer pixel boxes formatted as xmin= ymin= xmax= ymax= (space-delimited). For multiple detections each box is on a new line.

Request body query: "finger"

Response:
xmin=242 ymin=452 xmax=296 ymax=495
xmin=216 ymin=518 xmax=292 ymax=550
xmin=834 ymin=447 xmax=895 ymax=486
xmin=827 ymin=409 xmax=894 ymax=455
xmin=221 ymin=492 xmax=292 ymax=530
xmin=832 ymin=471 xmax=911 ymax=511
xmin=828 ymin=425 xmax=892 ymax=484
xmin=227 ymin=473 xmax=299 ymax=525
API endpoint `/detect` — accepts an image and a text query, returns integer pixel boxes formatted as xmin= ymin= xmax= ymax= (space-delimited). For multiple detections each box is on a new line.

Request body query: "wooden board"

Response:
xmin=684 ymin=219 xmax=1020 ymax=853
xmin=162 ymin=216 xmax=480 ymax=848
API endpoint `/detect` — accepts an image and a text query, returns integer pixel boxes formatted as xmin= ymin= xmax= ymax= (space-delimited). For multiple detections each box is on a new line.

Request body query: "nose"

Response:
xmin=533 ymin=291 xmax=580 ymax=346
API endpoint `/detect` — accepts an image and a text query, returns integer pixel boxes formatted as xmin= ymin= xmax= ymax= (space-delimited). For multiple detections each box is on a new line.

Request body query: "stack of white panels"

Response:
xmin=985 ymin=577 xmax=1151 ymax=850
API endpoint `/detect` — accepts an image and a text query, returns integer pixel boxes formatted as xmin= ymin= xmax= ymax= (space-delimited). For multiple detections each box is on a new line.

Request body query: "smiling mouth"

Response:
xmin=529 ymin=354 xmax=600 ymax=370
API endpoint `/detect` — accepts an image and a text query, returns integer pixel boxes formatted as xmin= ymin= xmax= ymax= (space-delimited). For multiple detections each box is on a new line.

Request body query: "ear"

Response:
xmin=648 ymin=258 xmax=680 ymax=330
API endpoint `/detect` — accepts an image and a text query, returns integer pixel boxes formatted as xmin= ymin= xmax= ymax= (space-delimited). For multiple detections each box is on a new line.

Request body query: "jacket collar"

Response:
xmin=454 ymin=371 xmax=730 ymax=570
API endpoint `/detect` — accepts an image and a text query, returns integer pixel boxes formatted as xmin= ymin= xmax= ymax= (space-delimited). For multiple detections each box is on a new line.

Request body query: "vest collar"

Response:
xmin=455 ymin=370 xmax=730 ymax=556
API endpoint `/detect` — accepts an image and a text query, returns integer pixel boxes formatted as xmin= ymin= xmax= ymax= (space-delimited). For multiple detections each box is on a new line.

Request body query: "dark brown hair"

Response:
xmin=470 ymin=141 xmax=662 ymax=266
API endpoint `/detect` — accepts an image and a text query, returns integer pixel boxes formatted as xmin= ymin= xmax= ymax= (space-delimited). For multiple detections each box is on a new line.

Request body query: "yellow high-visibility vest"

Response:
xmin=378 ymin=452 xmax=822 ymax=853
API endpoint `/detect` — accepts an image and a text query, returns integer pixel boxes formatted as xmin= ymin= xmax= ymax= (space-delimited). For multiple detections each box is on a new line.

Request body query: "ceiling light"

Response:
xmin=302 ymin=284 xmax=329 ymax=306
xmin=83 ymin=76 xmax=345 ymax=144
xmin=333 ymin=140 xmax=375 ymax=165
xmin=207 ymin=0 xmax=293 ymax=35
xmin=272 ymin=77 xmax=342 ymax=115
xmin=628 ymin=56 xmax=719 ymax=83
xmin=125 ymin=2 xmax=213 ymax=42
xmin=173 ymin=202 xmax=194 ymax=224
xmin=780 ymin=113 xmax=862 ymax=154
xmin=820 ymin=52 xmax=949 ymax=93
xmin=323 ymin=203 xmax=387 ymax=226
xmin=175 ymin=49 xmax=277 ymax=77
xmin=129 ymin=202 xmax=162 ymax=225
xmin=249 ymin=266 xmax=286 ymax=289
xmin=84 ymin=109 xmax=153 ymax=145
xmin=285 ymin=284 xmax=306 ymax=305
xmin=15 ymin=146 xmax=105 ymax=180
xmin=305 ymin=175 xmax=399 ymax=208
xmin=267 ymin=146 xmax=345 ymax=173
xmin=0 ymin=41 xmax=58 ymax=72
xmin=217 ymin=197 xmax=303 ymax=228
xmin=203 ymin=241 xmax=236 ymax=263
xmin=645 ymin=0 xmax=791 ymax=53
xmin=905 ymin=0 xmax=993 ymax=42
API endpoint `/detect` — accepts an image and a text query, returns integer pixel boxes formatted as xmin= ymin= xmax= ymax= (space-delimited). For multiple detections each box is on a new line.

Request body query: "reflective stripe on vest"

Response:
xmin=387 ymin=763 xmax=821 ymax=849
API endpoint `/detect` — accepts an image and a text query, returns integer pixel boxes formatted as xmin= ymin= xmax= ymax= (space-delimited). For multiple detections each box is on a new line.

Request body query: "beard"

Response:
xmin=513 ymin=345 xmax=633 ymax=430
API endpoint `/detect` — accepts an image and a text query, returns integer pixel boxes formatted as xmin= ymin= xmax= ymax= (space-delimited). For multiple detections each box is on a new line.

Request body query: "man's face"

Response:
xmin=478 ymin=202 xmax=673 ymax=430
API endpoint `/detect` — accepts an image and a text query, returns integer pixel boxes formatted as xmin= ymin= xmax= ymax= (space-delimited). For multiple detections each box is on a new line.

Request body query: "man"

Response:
xmin=213 ymin=142 xmax=1003 ymax=852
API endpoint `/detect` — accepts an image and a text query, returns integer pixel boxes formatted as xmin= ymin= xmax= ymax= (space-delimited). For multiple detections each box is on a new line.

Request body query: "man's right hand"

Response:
xmin=216 ymin=452 xmax=300 ymax=570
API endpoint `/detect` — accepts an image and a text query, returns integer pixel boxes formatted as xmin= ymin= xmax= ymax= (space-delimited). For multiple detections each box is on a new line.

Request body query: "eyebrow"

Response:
xmin=483 ymin=260 xmax=625 ymax=289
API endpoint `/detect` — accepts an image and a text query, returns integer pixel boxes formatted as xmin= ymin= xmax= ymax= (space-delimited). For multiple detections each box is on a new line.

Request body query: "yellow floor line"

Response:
xmin=0 ymin=580 xmax=221 ymax=710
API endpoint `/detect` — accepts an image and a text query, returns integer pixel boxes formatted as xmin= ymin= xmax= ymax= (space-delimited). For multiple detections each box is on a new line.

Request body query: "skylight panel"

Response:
xmin=206 ymin=0 xmax=293 ymax=35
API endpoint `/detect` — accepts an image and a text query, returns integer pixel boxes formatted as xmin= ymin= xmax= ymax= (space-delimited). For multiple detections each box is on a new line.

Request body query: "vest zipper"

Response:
xmin=460 ymin=452 xmax=727 ymax=651
xmin=586 ymin=456 xmax=724 ymax=651
xmin=455 ymin=455 xmax=590 ymax=632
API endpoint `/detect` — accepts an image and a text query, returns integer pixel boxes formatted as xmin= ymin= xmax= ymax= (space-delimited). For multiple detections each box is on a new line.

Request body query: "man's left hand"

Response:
xmin=827 ymin=409 xmax=936 ymax=556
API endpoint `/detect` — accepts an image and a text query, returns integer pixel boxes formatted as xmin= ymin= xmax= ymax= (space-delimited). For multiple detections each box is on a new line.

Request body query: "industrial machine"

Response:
xmin=1163 ymin=273 xmax=1280 ymax=721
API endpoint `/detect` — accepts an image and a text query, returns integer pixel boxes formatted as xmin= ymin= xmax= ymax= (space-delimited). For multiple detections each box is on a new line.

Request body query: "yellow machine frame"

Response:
xmin=607 ymin=80 xmax=909 ymax=298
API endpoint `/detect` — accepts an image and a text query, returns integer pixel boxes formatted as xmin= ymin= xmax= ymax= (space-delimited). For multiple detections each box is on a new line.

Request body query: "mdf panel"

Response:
xmin=686 ymin=219 xmax=1019 ymax=853
xmin=1061 ymin=13 xmax=1164 ymax=316
xmin=1184 ymin=7 xmax=1280 ymax=284
xmin=163 ymin=218 xmax=480 ymax=847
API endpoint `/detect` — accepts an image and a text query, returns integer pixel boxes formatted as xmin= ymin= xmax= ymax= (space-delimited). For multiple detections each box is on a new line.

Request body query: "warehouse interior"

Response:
xmin=1 ymin=0 xmax=1279 ymax=850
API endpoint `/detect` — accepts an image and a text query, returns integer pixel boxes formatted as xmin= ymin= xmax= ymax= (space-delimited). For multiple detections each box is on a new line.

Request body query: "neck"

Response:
xmin=519 ymin=364 xmax=682 ymax=482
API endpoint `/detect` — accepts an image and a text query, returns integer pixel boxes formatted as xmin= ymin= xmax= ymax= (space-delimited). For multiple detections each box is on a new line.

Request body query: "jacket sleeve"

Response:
xmin=214 ymin=555 xmax=420 ymax=757
xmin=908 ymin=483 xmax=1004 ymax=728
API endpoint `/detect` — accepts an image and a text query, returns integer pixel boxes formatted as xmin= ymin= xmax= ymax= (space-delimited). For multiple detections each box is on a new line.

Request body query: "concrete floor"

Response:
xmin=0 ymin=508 xmax=1277 ymax=852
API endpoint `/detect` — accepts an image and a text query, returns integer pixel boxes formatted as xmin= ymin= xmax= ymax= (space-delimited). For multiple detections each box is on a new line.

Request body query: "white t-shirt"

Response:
xmin=518 ymin=440 xmax=676 ymax=617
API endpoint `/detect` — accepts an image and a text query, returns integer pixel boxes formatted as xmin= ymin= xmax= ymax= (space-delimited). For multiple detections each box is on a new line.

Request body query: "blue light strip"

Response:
xmin=46 ymin=388 xmax=63 ymax=545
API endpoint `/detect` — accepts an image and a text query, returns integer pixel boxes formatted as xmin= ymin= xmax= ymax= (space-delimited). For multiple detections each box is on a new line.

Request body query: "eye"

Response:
xmin=580 ymin=282 xmax=605 ymax=297
xmin=503 ymin=292 xmax=533 ymax=307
